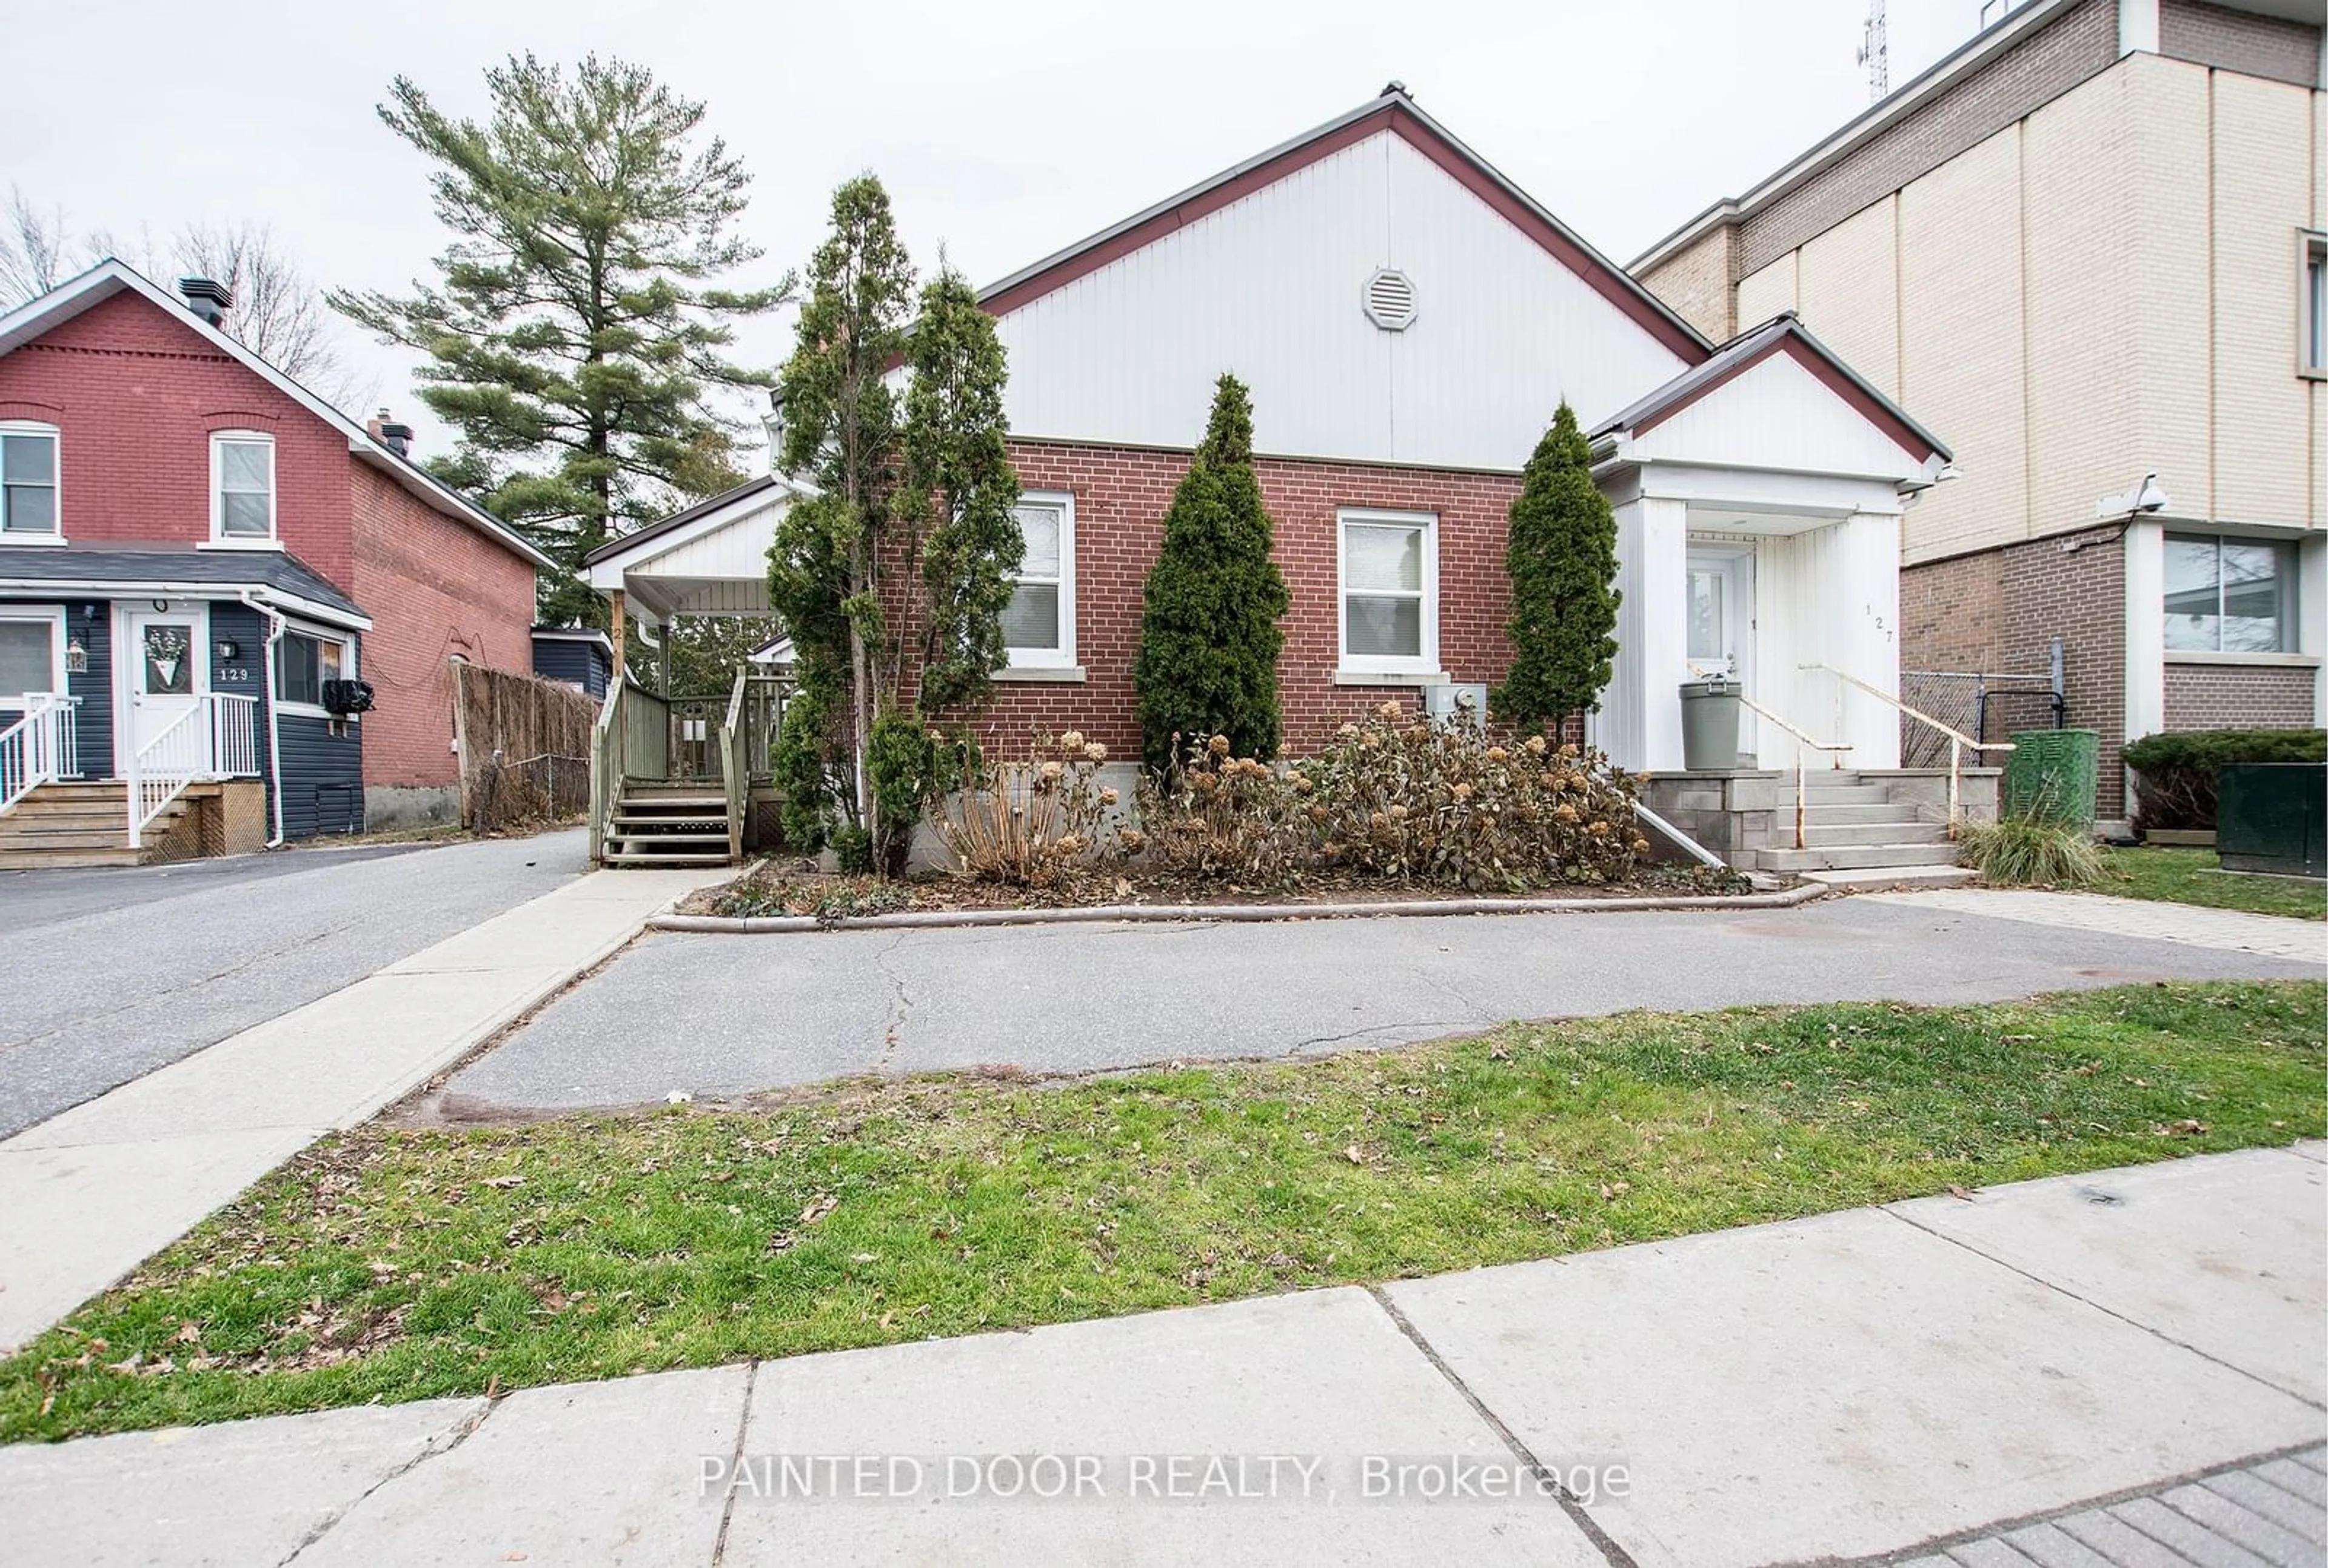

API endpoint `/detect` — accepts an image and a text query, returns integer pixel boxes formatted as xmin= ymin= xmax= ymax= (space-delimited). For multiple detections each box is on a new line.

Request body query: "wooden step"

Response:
xmin=618 ymin=795 xmax=727 ymax=810
xmin=0 ymin=845 xmax=145 ymax=869
xmin=610 ymin=829 xmax=730 ymax=844
xmin=603 ymin=850 xmax=733 ymax=867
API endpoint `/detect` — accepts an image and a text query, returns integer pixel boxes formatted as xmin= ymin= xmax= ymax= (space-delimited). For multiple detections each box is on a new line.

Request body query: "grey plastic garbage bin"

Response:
xmin=1680 ymin=679 xmax=1742 ymax=771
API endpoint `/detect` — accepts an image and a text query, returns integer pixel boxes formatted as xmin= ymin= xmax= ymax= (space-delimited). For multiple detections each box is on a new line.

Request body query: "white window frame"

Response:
xmin=274 ymin=621 xmax=356 ymax=719
xmin=0 ymin=421 xmax=64 ymax=545
xmin=1000 ymin=490 xmax=1076 ymax=671
xmin=2303 ymin=230 xmax=2327 ymax=380
xmin=2162 ymin=530 xmax=2300 ymax=655
xmin=1337 ymin=507 xmax=1440 ymax=676
xmin=207 ymin=430 xmax=279 ymax=547
xmin=0 ymin=605 xmax=67 ymax=708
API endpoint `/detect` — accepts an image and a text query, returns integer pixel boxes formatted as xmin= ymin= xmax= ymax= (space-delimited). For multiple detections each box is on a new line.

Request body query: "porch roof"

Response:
xmin=0 ymin=542 xmax=372 ymax=630
xmin=580 ymin=475 xmax=800 ymax=625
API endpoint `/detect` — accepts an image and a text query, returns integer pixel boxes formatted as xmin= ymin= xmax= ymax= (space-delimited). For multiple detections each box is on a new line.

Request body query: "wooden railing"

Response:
xmin=0 ymin=693 xmax=79 ymax=816
xmin=720 ymin=665 xmax=748 ymax=862
xmin=1800 ymin=664 xmax=2016 ymax=838
xmin=123 ymin=693 xmax=261 ymax=846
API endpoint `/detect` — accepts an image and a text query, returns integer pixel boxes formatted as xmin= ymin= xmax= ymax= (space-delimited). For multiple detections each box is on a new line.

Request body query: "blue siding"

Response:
xmin=65 ymin=603 xmax=112 ymax=778
xmin=212 ymin=605 xmax=365 ymax=841
xmin=531 ymin=636 xmax=610 ymax=699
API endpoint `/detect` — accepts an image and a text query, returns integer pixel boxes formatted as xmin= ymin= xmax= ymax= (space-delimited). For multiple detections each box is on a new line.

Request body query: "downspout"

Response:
xmin=239 ymin=590 xmax=289 ymax=848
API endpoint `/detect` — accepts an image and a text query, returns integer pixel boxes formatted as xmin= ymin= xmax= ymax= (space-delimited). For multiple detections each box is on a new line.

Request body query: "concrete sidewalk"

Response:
xmin=5 ymin=1146 xmax=2320 ymax=1567
xmin=0 ymin=866 xmax=723 ymax=1355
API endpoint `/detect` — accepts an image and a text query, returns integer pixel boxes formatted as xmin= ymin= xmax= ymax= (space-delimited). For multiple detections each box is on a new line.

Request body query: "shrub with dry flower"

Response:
xmin=1137 ymin=702 xmax=1648 ymax=890
xmin=937 ymin=730 xmax=1122 ymax=887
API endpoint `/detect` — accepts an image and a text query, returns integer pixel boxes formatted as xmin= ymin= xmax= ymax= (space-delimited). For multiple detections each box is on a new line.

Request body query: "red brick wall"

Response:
xmin=2162 ymin=663 xmax=2317 ymax=730
xmin=886 ymin=439 xmax=1522 ymax=760
xmin=0 ymin=292 xmax=354 ymax=584
xmin=349 ymin=464 xmax=538 ymax=791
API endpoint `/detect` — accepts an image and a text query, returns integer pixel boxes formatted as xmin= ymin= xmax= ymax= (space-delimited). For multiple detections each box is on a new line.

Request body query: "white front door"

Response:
xmin=123 ymin=604 xmax=209 ymax=765
xmin=1686 ymin=548 xmax=1756 ymax=758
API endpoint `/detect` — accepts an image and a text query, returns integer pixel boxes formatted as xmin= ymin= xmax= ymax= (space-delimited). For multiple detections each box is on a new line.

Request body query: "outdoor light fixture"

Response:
xmin=215 ymin=639 xmax=240 ymax=662
xmin=66 ymin=640 xmax=87 ymax=675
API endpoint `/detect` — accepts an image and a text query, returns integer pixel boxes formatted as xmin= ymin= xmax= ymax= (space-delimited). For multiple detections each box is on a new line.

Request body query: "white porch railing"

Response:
xmin=1801 ymin=664 xmax=2016 ymax=838
xmin=125 ymin=692 xmax=263 ymax=846
xmin=1 ymin=693 xmax=81 ymax=816
xmin=1731 ymin=692 xmax=1853 ymax=850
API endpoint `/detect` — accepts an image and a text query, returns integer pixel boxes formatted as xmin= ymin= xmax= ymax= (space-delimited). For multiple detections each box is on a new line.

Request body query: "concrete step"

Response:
xmin=1753 ymin=841 xmax=1962 ymax=873
xmin=1796 ymin=783 xmax=1891 ymax=804
xmin=1800 ymin=864 xmax=1981 ymax=890
xmin=1797 ymin=801 xmax=1925 ymax=827
xmin=1802 ymin=821 xmax=1948 ymax=848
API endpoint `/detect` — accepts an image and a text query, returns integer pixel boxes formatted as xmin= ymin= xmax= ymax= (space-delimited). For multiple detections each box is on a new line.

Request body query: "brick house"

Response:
xmin=581 ymin=88 xmax=1960 ymax=871
xmin=1633 ymin=0 xmax=2327 ymax=827
xmin=0 ymin=261 xmax=553 ymax=864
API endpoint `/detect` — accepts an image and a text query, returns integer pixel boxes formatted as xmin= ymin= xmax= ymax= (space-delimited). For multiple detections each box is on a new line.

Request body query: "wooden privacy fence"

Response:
xmin=452 ymin=660 xmax=598 ymax=834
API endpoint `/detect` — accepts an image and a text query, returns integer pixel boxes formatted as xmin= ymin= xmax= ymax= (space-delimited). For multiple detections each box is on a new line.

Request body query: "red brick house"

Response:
xmin=583 ymin=88 xmax=1961 ymax=872
xmin=0 ymin=261 xmax=553 ymax=864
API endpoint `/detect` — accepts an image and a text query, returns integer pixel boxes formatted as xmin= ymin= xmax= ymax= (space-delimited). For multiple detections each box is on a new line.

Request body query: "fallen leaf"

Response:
xmin=1343 ymin=1145 xmax=1365 ymax=1166
xmin=800 ymin=1194 xmax=838 ymax=1225
xmin=764 ymin=1232 xmax=797 ymax=1255
xmin=170 ymin=1321 xmax=201 ymax=1344
xmin=1947 ymin=1185 xmax=1975 ymax=1201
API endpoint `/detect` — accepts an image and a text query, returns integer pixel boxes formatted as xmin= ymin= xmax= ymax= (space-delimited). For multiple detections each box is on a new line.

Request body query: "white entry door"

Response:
xmin=123 ymin=604 xmax=209 ymax=764
xmin=1685 ymin=548 xmax=1755 ymax=756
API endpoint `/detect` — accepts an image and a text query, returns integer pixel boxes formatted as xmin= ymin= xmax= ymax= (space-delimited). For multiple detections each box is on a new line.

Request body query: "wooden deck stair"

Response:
xmin=603 ymin=781 xmax=736 ymax=868
xmin=0 ymin=781 xmax=190 ymax=869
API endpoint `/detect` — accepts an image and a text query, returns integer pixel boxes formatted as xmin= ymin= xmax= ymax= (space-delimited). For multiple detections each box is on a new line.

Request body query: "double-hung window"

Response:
xmin=1339 ymin=508 xmax=1439 ymax=675
xmin=2164 ymin=533 xmax=2298 ymax=653
xmin=0 ymin=607 xmax=65 ymax=710
xmin=277 ymin=629 xmax=349 ymax=710
xmin=0 ymin=424 xmax=60 ymax=540
xmin=1002 ymin=492 xmax=1075 ymax=668
xmin=211 ymin=431 xmax=277 ymax=542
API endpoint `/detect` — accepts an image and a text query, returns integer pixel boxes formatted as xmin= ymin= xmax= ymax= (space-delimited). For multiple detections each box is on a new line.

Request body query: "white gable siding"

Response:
xmin=994 ymin=130 xmax=1688 ymax=472
xmin=1630 ymin=353 xmax=1927 ymax=482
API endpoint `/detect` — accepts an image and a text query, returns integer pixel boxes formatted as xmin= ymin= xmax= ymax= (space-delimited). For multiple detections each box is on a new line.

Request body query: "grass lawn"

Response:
xmin=2098 ymin=847 xmax=2327 ymax=921
xmin=4 ymin=981 xmax=2320 ymax=1443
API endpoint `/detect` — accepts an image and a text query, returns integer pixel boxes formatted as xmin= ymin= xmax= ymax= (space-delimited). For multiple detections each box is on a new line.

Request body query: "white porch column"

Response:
xmin=1607 ymin=495 xmax=1689 ymax=772
xmin=2300 ymin=533 xmax=2326 ymax=728
xmin=1839 ymin=510 xmax=1902 ymax=769
xmin=2122 ymin=519 xmax=2165 ymax=744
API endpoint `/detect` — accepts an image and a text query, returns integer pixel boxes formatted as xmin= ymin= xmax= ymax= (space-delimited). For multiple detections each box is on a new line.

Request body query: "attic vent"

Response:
xmin=1363 ymin=269 xmax=1417 ymax=332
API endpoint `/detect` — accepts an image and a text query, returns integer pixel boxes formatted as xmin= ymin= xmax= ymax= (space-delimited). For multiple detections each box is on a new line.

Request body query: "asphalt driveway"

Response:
xmin=0 ymin=830 xmax=587 ymax=1139
xmin=444 ymin=893 xmax=2325 ymax=1115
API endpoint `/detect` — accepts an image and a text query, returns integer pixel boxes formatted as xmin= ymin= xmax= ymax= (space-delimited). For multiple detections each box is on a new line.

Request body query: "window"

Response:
xmin=2306 ymin=232 xmax=2327 ymax=377
xmin=2164 ymin=533 xmax=2297 ymax=653
xmin=211 ymin=432 xmax=276 ymax=541
xmin=0 ymin=609 xmax=64 ymax=707
xmin=1339 ymin=509 xmax=1439 ymax=673
xmin=277 ymin=629 xmax=348 ymax=709
xmin=1002 ymin=492 xmax=1075 ymax=666
xmin=0 ymin=424 xmax=59 ymax=539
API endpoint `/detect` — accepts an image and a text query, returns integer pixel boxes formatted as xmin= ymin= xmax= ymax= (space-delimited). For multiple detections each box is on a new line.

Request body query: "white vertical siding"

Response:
xmin=1604 ymin=496 xmax=1690 ymax=771
xmin=1750 ymin=515 xmax=1902 ymax=770
xmin=1631 ymin=353 xmax=1927 ymax=481
xmin=994 ymin=129 xmax=1689 ymax=471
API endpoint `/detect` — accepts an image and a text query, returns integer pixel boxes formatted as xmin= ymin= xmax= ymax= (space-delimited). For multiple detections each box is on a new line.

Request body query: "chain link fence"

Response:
xmin=1899 ymin=638 xmax=2066 ymax=769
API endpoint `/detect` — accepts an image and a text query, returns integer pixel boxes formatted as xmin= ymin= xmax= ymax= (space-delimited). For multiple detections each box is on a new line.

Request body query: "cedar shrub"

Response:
xmin=1492 ymin=401 xmax=1620 ymax=732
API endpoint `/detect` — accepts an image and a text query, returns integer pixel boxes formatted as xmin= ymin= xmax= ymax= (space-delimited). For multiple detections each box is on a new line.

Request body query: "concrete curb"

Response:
xmin=647 ymin=881 xmax=1828 ymax=934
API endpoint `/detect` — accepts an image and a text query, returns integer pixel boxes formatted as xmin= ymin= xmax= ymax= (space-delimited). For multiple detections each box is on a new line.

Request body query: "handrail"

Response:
xmin=1731 ymin=692 xmax=1849 ymax=849
xmin=1 ymin=693 xmax=79 ymax=816
xmin=210 ymin=693 xmax=261 ymax=778
xmin=127 ymin=697 xmax=215 ymax=846
xmin=1799 ymin=662 xmax=2018 ymax=838
xmin=721 ymin=664 xmax=748 ymax=863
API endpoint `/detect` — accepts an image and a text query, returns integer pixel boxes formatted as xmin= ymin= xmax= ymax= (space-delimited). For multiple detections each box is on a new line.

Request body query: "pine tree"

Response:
xmin=1491 ymin=401 xmax=1621 ymax=731
xmin=330 ymin=55 xmax=789 ymax=624
xmin=1133 ymin=375 xmax=1290 ymax=772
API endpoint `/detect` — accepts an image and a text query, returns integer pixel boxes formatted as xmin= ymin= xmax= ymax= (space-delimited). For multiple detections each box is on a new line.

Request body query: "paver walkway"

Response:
xmin=1866 ymin=887 xmax=2325 ymax=961
xmin=1881 ymin=1447 xmax=2327 ymax=1567
xmin=0 ymin=864 xmax=723 ymax=1354
xmin=4 ymin=1145 xmax=2318 ymax=1566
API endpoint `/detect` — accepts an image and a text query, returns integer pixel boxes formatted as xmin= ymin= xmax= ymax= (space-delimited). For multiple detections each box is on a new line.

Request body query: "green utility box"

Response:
xmin=2004 ymin=729 xmax=2099 ymax=829
xmin=2217 ymin=763 xmax=2326 ymax=878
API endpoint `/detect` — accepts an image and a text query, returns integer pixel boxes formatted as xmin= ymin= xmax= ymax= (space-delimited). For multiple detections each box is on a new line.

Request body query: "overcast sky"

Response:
xmin=5 ymin=0 xmax=1987 ymax=456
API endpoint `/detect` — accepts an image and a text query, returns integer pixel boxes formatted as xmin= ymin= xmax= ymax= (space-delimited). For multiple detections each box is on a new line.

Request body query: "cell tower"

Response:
xmin=1856 ymin=0 xmax=1889 ymax=101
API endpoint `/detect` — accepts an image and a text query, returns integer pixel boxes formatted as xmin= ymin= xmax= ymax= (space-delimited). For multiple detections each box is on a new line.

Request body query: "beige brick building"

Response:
xmin=1636 ymin=0 xmax=2326 ymax=824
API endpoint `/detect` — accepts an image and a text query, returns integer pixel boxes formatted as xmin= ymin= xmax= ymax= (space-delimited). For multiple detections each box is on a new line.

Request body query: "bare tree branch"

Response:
xmin=0 ymin=187 xmax=74 ymax=304
xmin=176 ymin=220 xmax=376 ymax=408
